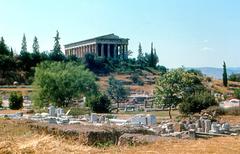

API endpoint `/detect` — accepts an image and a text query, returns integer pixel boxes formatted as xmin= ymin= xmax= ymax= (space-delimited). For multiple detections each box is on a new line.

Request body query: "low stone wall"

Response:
xmin=28 ymin=122 xmax=154 ymax=146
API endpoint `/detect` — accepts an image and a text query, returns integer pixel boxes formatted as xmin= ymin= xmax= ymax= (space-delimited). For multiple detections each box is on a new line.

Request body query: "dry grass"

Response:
xmin=98 ymin=74 xmax=155 ymax=94
xmin=103 ymin=137 xmax=240 ymax=154
xmin=210 ymin=79 xmax=240 ymax=94
xmin=1 ymin=118 xmax=240 ymax=154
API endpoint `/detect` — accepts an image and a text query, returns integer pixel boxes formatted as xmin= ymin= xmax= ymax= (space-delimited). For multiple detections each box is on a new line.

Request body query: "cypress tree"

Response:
xmin=21 ymin=34 xmax=27 ymax=53
xmin=150 ymin=42 xmax=154 ymax=67
xmin=223 ymin=61 xmax=228 ymax=87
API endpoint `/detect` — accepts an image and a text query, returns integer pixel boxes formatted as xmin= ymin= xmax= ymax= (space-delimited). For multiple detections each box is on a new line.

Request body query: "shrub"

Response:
xmin=229 ymin=73 xmax=240 ymax=82
xmin=179 ymin=91 xmax=217 ymax=115
xmin=234 ymin=88 xmax=240 ymax=99
xmin=130 ymin=72 xmax=144 ymax=85
xmin=9 ymin=92 xmax=23 ymax=110
xmin=87 ymin=94 xmax=111 ymax=113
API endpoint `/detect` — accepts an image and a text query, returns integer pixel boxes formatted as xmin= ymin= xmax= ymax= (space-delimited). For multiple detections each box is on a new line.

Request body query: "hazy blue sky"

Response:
xmin=0 ymin=0 xmax=239 ymax=68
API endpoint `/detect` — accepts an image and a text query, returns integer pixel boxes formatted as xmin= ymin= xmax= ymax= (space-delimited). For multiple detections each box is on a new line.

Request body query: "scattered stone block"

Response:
xmin=118 ymin=133 xmax=161 ymax=146
xmin=204 ymin=120 xmax=211 ymax=133
xmin=189 ymin=129 xmax=196 ymax=139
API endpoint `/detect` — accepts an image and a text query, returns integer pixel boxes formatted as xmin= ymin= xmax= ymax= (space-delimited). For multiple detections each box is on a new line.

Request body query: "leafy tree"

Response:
xmin=223 ymin=61 xmax=228 ymax=87
xmin=187 ymin=69 xmax=203 ymax=76
xmin=21 ymin=34 xmax=27 ymax=53
xmin=32 ymin=61 xmax=98 ymax=107
xmin=155 ymin=68 xmax=204 ymax=119
xmin=0 ymin=37 xmax=10 ymax=55
xmin=157 ymin=65 xmax=167 ymax=74
xmin=107 ymin=75 xmax=129 ymax=112
xmin=87 ymin=94 xmax=111 ymax=113
xmin=9 ymin=92 xmax=23 ymax=110
xmin=234 ymin=88 xmax=240 ymax=99
xmin=155 ymin=69 xmax=184 ymax=119
xmin=49 ymin=30 xmax=65 ymax=61
xmin=40 ymin=51 xmax=50 ymax=61
xmin=229 ymin=73 xmax=240 ymax=82
xmin=67 ymin=55 xmax=79 ymax=62
xmin=18 ymin=49 xmax=32 ymax=71
xmin=179 ymin=91 xmax=216 ymax=115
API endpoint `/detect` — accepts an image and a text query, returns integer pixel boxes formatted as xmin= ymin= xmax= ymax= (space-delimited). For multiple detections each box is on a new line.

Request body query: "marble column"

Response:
xmin=107 ymin=44 xmax=110 ymax=58
xmin=113 ymin=44 xmax=117 ymax=59
xmin=95 ymin=44 xmax=98 ymax=56
xmin=125 ymin=44 xmax=128 ymax=59
xmin=121 ymin=45 xmax=124 ymax=59
xmin=101 ymin=44 xmax=104 ymax=57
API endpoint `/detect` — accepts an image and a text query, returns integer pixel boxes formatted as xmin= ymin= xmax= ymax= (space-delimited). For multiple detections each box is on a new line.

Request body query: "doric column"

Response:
xmin=90 ymin=45 xmax=92 ymax=53
xmin=121 ymin=45 xmax=124 ymax=59
xmin=84 ymin=46 xmax=86 ymax=56
xmin=124 ymin=44 xmax=128 ymax=59
xmin=113 ymin=45 xmax=117 ymax=59
xmin=101 ymin=44 xmax=104 ymax=57
xmin=107 ymin=44 xmax=110 ymax=58
xmin=95 ymin=44 xmax=98 ymax=56
xmin=80 ymin=47 xmax=82 ymax=57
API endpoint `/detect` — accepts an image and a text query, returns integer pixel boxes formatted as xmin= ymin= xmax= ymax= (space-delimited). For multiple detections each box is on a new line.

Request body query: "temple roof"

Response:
xmin=64 ymin=34 xmax=129 ymax=48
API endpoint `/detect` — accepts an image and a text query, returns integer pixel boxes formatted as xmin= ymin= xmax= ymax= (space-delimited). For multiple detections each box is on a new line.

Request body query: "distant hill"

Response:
xmin=188 ymin=67 xmax=240 ymax=79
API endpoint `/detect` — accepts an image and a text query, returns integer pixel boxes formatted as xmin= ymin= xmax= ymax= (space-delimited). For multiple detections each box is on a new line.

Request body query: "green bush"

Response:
xmin=130 ymin=72 xmax=144 ymax=86
xmin=87 ymin=94 xmax=111 ymax=113
xmin=229 ymin=73 xmax=240 ymax=82
xmin=234 ymin=88 xmax=240 ymax=99
xmin=9 ymin=92 xmax=23 ymax=110
xmin=179 ymin=91 xmax=217 ymax=115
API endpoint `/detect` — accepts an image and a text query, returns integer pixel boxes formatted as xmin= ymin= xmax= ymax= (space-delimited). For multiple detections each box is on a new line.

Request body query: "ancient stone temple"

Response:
xmin=64 ymin=34 xmax=129 ymax=59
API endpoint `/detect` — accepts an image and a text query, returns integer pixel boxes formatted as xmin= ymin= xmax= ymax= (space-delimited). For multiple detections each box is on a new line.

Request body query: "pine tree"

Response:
xmin=50 ymin=30 xmax=65 ymax=61
xmin=223 ymin=61 xmax=228 ymax=87
xmin=21 ymin=34 xmax=27 ymax=53
xmin=53 ymin=30 xmax=61 ymax=52
xmin=32 ymin=36 xmax=40 ymax=53
xmin=0 ymin=37 xmax=9 ymax=55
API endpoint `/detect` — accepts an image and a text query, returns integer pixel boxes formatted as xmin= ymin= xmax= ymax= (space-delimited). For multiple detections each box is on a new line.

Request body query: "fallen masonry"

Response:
xmin=28 ymin=121 xmax=155 ymax=145
xmin=1 ymin=105 xmax=240 ymax=145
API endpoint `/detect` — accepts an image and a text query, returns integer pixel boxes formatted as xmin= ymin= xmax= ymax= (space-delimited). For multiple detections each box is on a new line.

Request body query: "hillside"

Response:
xmin=189 ymin=67 xmax=240 ymax=79
xmin=98 ymin=73 xmax=240 ymax=97
xmin=98 ymin=73 xmax=156 ymax=95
